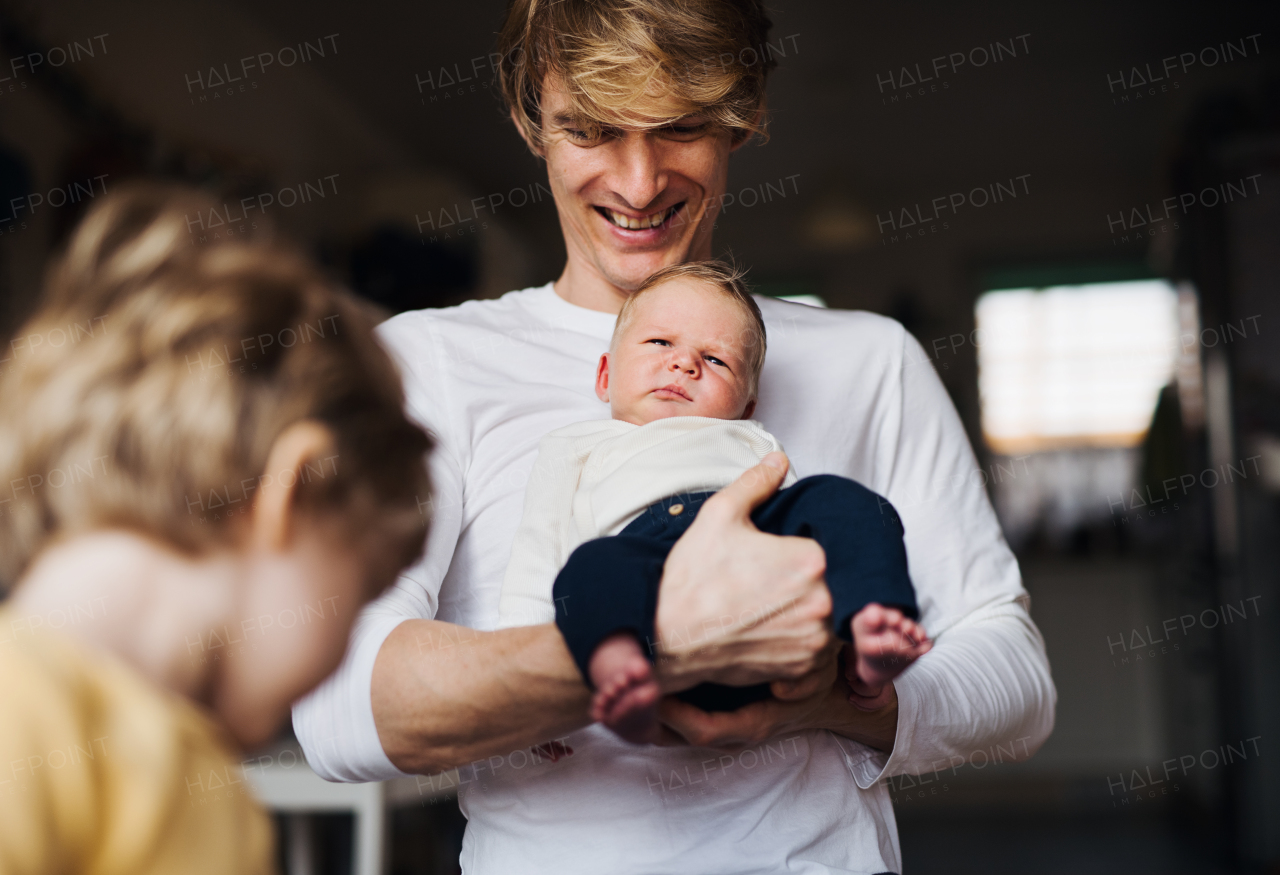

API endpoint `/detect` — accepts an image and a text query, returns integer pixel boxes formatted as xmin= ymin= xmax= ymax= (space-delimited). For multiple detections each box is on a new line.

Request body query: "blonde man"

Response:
xmin=295 ymin=2 xmax=1056 ymax=873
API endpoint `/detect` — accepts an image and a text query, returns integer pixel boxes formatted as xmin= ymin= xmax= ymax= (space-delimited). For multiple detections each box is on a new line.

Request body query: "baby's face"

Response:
xmin=596 ymin=279 xmax=757 ymax=425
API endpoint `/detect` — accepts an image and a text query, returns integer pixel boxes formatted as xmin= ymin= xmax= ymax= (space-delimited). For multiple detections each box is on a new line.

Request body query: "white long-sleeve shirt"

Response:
xmin=497 ymin=416 xmax=796 ymax=630
xmin=292 ymin=283 xmax=1056 ymax=875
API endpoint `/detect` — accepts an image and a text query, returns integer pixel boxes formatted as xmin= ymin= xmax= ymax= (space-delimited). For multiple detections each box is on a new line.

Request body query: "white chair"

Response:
xmin=243 ymin=738 xmax=460 ymax=875
xmin=243 ymin=739 xmax=386 ymax=875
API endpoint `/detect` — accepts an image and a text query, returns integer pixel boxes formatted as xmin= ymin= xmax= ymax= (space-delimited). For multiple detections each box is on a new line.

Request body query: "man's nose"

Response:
xmin=609 ymin=133 xmax=668 ymax=210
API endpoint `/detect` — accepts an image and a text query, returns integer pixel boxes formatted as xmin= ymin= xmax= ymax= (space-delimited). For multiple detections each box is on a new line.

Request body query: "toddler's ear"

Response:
xmin=250 ymin=420 xmax=337 ymax=551
xmin=594 ymin=353 xmax=611 ymax=402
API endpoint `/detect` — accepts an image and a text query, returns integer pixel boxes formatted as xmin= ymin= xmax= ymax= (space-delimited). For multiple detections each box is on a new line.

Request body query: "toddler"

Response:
xmin=498 ymin=261 xmax=930 ymax=744
xmin=0 ymin=184 xmax=432 ymax=873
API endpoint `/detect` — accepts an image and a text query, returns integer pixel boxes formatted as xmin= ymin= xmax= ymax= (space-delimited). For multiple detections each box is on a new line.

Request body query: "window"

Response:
xmin=974 ymin=279 xmax=1201 ymax=548
xmin=976 ymin=280 xmax=1180 ymax=454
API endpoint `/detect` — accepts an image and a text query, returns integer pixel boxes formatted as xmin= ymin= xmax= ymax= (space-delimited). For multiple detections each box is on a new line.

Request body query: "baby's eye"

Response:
xmin=646 ymin=338 xmax=671 ymax=347
xmin=704 ymin=355 xmax=728 ymax=368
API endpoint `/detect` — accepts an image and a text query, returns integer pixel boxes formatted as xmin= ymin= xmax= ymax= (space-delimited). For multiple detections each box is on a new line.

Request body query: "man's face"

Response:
xmin=596 ymin=279 xmax=757 ymax=426
xmin=537 ymin=78 xmax=740 ymax=293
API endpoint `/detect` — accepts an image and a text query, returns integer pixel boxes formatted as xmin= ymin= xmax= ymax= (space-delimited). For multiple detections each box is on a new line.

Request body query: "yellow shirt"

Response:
xmin=0 ymin=609 xmax=275 ymax=875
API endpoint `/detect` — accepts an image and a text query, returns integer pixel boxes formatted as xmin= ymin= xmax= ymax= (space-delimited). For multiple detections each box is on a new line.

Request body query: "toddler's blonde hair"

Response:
xmin=0 ymin=183 xmax=432 ymax=588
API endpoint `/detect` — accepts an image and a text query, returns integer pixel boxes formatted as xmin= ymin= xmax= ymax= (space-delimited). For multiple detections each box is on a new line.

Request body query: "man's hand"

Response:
xmin=657 ymin=645 xmax=899 ymax=753
xmin=653 ymin=452 xmax=833 ymax=692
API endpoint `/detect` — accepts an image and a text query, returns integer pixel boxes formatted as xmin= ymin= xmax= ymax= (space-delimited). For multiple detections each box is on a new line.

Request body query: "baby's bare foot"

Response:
xmin=848 ymin=603 xmax=932 ymax=691
xmin=588 ymin=632 xmax=661 ymax=744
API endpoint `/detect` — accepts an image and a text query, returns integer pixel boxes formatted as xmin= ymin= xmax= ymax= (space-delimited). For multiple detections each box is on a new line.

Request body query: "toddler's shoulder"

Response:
xmin=0 ymin=619 xmax=274 ymax=874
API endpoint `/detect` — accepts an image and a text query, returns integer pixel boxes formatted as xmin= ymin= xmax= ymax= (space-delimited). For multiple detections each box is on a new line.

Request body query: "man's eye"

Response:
xmin=661 ymin=123 xmax=710 ymax=140
xmin=563 ymin=125 xmax=618 ymax=145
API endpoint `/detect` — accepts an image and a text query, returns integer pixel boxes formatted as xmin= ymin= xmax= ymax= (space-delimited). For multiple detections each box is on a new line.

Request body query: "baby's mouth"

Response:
xmin=595 ymin=203 xmax=684 ymax=231
xmin=654 ymin=384 xmax=692 ymax=401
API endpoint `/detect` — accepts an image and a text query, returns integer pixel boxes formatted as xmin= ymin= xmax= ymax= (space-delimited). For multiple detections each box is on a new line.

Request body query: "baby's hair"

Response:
xmin=614 ymin=259 xmax=766 ymax=396
xmin=0 ymin=182 xmax=432 ymax=589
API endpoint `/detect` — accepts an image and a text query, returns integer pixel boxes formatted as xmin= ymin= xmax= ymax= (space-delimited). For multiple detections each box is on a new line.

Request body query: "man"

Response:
xmin=294 ymin=1 xmax=1056 ymax=872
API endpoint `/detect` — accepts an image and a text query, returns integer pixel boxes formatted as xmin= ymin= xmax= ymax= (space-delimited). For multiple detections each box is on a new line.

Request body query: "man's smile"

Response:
xmin=593 ymin=203 xmax=685 ymax=234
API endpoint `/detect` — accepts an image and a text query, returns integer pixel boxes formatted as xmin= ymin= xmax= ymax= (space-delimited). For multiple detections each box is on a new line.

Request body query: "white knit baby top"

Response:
xmin=497 ymin=415 xmax=796 ymax=629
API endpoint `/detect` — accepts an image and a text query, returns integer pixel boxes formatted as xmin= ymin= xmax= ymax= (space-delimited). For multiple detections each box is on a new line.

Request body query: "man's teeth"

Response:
xmin=606 ymin=206 xmax=672 ymax=230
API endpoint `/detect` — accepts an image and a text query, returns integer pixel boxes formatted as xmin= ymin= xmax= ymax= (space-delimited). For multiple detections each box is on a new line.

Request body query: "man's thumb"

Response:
xmin=720 ymin=451 xmax=789 ymax=514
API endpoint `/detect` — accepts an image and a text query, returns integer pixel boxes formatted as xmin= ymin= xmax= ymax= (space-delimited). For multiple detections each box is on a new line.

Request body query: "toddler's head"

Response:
xmin=597 ymin=260 xmax=765 ymax=425
xmin=0 ymin=183 xmax=432 ymax=744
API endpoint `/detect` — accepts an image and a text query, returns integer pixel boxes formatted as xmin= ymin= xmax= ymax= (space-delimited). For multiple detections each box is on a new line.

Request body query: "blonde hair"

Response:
xmin=0 ymin=183 xmax=432 ymax=588
xmin=497 ymin=0 xmax=776 ymax=150
xmin=614 ymin=260 xmax=766 ymax=396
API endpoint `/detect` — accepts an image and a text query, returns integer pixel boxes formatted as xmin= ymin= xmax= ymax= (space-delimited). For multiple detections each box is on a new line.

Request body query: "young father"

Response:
xmin=295 ymin=1 xmax=1056 ymax=872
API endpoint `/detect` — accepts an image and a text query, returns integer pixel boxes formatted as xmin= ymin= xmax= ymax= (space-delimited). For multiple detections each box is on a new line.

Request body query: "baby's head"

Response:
xmin=596 ymin=260 xmax=765 ymax=425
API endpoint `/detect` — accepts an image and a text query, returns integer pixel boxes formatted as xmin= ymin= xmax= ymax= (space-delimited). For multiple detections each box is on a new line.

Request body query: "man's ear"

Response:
xmin=510 ymin=106 xmax=545 ymax=158
xmin=595 ymin=353 xmax=611 ymax=403
xmin=740 ymin=398 xmax=757 ymax=420
xmin=729 ymin=100 xmax=767 ymax=154
xmin=250 ymin=420 xmax=338 ymax=551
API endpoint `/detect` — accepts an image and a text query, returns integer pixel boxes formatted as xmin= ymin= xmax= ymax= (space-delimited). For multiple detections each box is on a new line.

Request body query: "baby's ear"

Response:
xmin=740 ymin=398 xmax=757 ymax=420
xmin=594 ymin=353 xmax=611 ymax=402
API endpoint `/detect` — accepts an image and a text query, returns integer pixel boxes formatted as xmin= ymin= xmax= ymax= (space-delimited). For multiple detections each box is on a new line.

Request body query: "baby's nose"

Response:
xmin=668 ymin=351 xmax=697 ymax=373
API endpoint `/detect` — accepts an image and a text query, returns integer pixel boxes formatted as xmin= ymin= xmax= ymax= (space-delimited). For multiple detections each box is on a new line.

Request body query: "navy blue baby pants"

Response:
xmin=552 ymin=474 xmax=917 ymax=712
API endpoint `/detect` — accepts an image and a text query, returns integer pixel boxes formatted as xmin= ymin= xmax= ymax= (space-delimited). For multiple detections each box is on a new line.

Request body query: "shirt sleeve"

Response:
xmin=834 ymin=328 xmax=1057 ymax=788
xmin=291 ymin=316 xmax=466 ymax=783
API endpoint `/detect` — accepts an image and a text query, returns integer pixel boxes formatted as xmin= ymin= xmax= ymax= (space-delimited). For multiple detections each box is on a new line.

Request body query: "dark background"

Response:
xmin=1 ymin=1 xmax=1277 ymax=873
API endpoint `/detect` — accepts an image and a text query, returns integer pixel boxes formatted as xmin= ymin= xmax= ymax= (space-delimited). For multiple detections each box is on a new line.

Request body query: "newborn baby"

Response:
xmin=497 ymin=261 xmax=931 ymax=743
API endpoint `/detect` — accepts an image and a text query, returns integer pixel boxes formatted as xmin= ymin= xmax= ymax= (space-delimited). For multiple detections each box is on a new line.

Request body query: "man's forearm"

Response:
xmin=371 ymin=619 xmax=592 ymax=775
